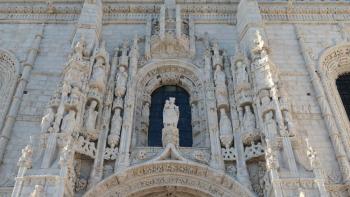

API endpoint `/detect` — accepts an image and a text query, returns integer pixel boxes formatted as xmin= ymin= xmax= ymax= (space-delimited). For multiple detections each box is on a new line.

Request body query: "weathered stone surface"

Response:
xmin=0 ymin=0 xmax=349 ymax=197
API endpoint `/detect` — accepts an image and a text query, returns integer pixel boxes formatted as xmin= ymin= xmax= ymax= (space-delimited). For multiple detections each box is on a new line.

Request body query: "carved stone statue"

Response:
xmin=242 ymin=105 xmax=256 ymax=132
xmin=62 ymin=81 xmax=72 ymax=100
xmin=214 ymin=65 xmax=229 ymax=108
xmin=30 ymin=185 xmax=45 ymax=197
xmin=108 ymin=108 xmax=122 ymax=148
xmin=212 ymin=40 xmax=223 ymax=67
xmin=219 ymin=108 xmax=233 ymax=149
xmin=236 ymin=60 xmax=249 ymax=85
xmin=162 ymin=97 xmax=180 ymax=147
xmin=17 ymin=144 xmax=33 ymax=168
xmin=85 ymin=100 xmax=98 ymax=131
xmin=64 ymin=68 xmax=83 ymax=90
xmin=61 ymin=110 xmax=76 ymax=133
xmin=163 ymin=97 xmax=179 ymax=128
xmin=90 ymin=57 xmax=106 ymax=91
xmin=141 ymin=102 xmax=150 ymax=126
xmin=41 ymin=108 xmax=55 ymax=133
xmin=264 ymin=111 xmax=278 ymax=138
xmin=115 ymin=66 xmax=128 ymax=98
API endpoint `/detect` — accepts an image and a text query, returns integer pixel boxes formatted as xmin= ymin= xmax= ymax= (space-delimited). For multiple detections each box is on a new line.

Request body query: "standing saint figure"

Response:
xmin=236 ymin=60 xmax=249 ymax=85
xmin=90 ymin=57 xmax=106 ymax=92
xmin=214 ymin=65 xmax=229 ymax=108
xmin=108 ymin=108 xmax=122 ymax=148
xmin=61 ymin=110 xmax=76 ymax=133
xmin=115 ymin=66 xmax=128 ymax=98
xmin=264 ymin=111 xmax=278 ymax=139
xmin=242 ymin=105 xmax=256 ymax=132
xmin=163 ymin=97 xmax=179 ymax=128
xmin=85 ymin=100 xmax=98 ymax=131
xmin=162 ymin=97 xmax=180 ymax=147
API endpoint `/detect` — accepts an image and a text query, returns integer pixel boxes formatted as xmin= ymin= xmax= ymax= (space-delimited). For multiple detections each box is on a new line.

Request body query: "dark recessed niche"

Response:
xmin=148 ymin=85 xmax=192 ymax=147
xmin=336 ymin=74 xmax=350 ymax=119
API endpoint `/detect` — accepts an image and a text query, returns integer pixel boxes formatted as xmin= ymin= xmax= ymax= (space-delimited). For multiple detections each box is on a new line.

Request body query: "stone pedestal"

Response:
xmin=162 ymin=126 xmax=179 ymax=147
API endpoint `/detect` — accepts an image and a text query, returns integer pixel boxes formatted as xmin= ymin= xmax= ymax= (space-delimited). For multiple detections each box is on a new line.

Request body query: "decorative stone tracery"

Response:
xmin=0 ymin=49 xmax=20 ymax=129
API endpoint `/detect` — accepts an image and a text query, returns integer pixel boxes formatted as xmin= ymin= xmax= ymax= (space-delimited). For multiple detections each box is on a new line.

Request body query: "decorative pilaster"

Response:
xmin=176 ymin=5 xmax=181 ymax=39
xmin=0 ymin=25 xmax=44 ymax=163
xmin=189 ymin=16 xmax=196 ymax=56
xmin=295 ymin=25 xmax=350 ymax=190
xmin=203 ymin=49 xmax=225 ymax=170
xmin=159 ymin=5 xmax=165 ymax=40
xmin=145 ymin=17 xmax=152 ymax=60
xmin=115 ymin=35 xmax=139 ymax=172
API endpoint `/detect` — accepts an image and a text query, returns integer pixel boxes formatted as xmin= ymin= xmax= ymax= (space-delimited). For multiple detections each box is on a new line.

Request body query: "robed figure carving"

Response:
xmin=214 ymin=65 xmax=229 ymax=108
xmin=162 ymin=97 xmax=180 ymax=147
xmin=163 ymin=97 xmax=179 ymax=127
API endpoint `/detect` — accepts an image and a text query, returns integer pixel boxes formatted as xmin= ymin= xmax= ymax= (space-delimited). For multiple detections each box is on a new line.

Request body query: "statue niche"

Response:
xmin=148 ymin=85 xmax=192 ymax=147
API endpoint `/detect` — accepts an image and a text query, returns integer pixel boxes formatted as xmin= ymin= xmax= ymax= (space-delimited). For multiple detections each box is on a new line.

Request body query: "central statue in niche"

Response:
xmin=162 ymin=97 xmax=180 ymax=147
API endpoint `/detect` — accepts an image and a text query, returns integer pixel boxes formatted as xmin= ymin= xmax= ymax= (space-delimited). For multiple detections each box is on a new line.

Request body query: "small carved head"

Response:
xmin=169 ymin=97 xmax=176 ymax=104
xmin=119 ymin=66 xmax=125 ymax=72
xmin=91 ymin=100 xmax=98 ymax=108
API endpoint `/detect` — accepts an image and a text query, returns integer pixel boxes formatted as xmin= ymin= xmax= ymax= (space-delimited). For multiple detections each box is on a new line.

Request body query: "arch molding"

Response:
xmin=84 ymin=161 xmax=255 ymax=197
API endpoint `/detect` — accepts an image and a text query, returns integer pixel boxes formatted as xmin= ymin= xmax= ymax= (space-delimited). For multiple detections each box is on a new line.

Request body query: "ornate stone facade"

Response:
xmin=0 ymin=0 xmax=350 ymax=196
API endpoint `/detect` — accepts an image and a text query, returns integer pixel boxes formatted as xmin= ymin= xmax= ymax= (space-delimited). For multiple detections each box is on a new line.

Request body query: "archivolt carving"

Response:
xmin=318 ymin=42 xmax=350 ymax=161
xmin=84 ymin=161 xmax=255 ymax=197
xmin=132 ymin=60 xmax=208 ymax=148
xmin=0 ymin=49 xmax=20 ymax=128
xmin=319 ymin=42 xmax=350 ymax=79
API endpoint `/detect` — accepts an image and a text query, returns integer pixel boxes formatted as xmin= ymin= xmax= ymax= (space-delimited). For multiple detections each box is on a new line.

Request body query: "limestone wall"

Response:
xmin=0 ymin=23 xmax=75 ymax=188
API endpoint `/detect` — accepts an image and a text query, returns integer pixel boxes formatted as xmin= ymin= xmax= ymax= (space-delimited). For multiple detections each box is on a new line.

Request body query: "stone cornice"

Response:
xmin=0 ymin=2 xmax=237 ymax=23
xmin=0 ymin=1 xmax=349 ymax=24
